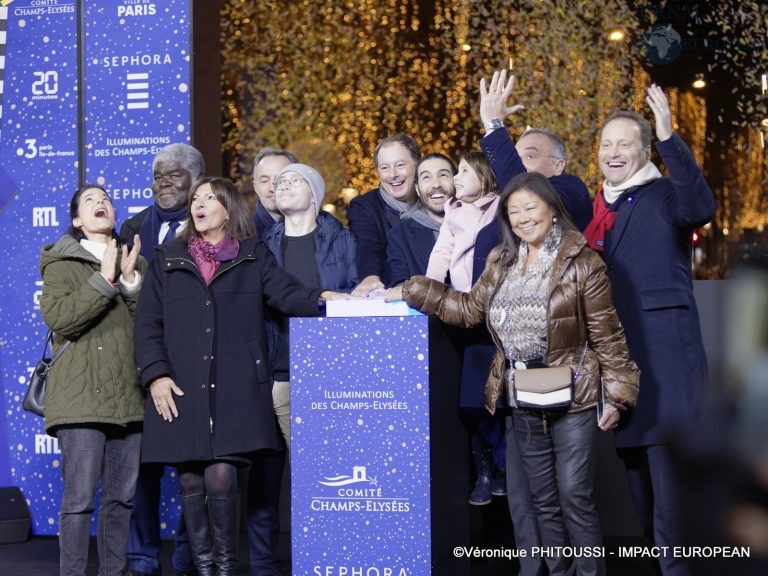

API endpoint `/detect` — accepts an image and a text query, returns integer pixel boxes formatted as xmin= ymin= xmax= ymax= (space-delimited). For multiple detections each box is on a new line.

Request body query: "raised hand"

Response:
xmin=479 ymin=69 xmax=525 ymax=128
xmin=645 ymin=83 xmax=673 ymax=142
xmin=120 ymin=234 xmax=141 ymax=283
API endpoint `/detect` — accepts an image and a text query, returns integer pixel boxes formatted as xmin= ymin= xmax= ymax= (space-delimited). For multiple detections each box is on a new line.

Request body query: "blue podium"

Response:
xmin=290 ymin=315 xmax=469 ymax=575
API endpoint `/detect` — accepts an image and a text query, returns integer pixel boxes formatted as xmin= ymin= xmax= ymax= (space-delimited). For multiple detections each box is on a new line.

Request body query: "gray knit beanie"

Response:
xmin=275 ymin=163 xmax=326 ymax=216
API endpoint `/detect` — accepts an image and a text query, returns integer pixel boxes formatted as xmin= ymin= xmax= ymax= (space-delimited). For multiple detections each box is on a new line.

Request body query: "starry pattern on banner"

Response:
xmin=290 ymin=316 xmax=431 ymax=575
xmin=0 ymin=1 xmax=80 ymax=536
xmin=83 ymin=0 xmax=191 ymax=218
xmin=0 ymin=1 xmax=191 ymax=537
xmin=0 ymin=5 xmax=8 ymax=144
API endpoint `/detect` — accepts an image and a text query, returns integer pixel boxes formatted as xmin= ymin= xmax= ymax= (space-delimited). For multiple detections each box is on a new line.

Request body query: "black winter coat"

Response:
xmin=348 ymin=188 xmax=401 ymax=284
xmin=386 ymin=217 xmax=437 ymax=287
xmin=134 ymin=236 xmax=323 ymax=463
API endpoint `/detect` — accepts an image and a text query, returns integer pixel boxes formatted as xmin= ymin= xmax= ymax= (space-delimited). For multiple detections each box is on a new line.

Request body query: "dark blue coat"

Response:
xmin=262 ymin=211 xmax=359 ymax=292
xmin=348 ymin=188 xmax=401 ymax=284
xmin=262 ymin=212 xmax=358 ymax=379
xmin=134 ymin=237 xmax=323 ymax=463
xmin=473 ymin=128 xmax=593 ymax=278
xmin=481 ymin=127 xmax=593 ymax=231
xmin=252 ymin=201 xmax=279 ymax=241
xmin=386 ymin=217 xmax=437 ymax=287
xmin=604 ymin=134 xmax=715 ymax=447
xmin=465 ymin=131 xmax=593 ymax=410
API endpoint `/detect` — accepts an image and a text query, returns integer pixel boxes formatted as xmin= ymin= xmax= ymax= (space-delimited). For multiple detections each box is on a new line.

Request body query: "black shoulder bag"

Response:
xmin=23 ymin=329 xmax=71 ymax=417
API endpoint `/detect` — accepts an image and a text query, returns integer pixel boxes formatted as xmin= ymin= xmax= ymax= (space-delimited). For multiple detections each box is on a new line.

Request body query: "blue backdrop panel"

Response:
xmin=81 ymin=0 xmax=192 ymax=538
xmin=0 ymin=0 xmax=79 ymax=531
xmin=290 ymin=316 xmax=432 ymax=576
xmin=83 ymin=0 xmax=191 ymax=219
xmin=0 ymin=0 xmax=191 ymax=536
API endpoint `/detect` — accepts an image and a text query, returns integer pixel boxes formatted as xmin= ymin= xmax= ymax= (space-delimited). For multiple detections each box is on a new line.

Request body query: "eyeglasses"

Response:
xmin=274 ymin=176 xmax=307 ymax=190
xmin=523 ymin=154 xmax=561 ymax=162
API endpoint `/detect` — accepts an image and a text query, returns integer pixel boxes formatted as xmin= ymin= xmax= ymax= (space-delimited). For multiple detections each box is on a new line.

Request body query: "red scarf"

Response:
xmin=583 ymin=190 xmax=618 ymax=252
xmin=187 ymin=235 xmax=240 ymax=284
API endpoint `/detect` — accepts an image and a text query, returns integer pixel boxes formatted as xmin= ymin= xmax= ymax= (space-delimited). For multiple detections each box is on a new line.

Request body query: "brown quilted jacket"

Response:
xmin=403 ymin=229 xmax=639 ymax=414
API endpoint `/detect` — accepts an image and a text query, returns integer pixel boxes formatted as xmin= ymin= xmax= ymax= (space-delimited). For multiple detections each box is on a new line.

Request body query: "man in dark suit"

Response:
xmin=583 ymin=84 xmax=715 ymax=576
xmin=121 ymin=143 xmax=203 ymax=576
xmin=349 ymin=133 xmax=420 ymax=294
xmin=472 ymin=70 xmax=593 ymax=278
xmin=386 ymin=152 xmax=455 ymax=286
xmin=120 ymin=143 xmax=204 ymax=258
xmin=467 ymin=70 xmax=595 ymax=576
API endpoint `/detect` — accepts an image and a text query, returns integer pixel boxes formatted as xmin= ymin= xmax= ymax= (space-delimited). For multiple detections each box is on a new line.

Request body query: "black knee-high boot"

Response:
xmin=208 ymin=494 xmax=240 ymax=576
xmin=180 ymin=493 xmax=216 ymax=576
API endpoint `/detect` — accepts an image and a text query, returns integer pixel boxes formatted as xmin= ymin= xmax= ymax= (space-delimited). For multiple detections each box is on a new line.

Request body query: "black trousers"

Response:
xmin=513 ymin=408 xmax=604 ymax=576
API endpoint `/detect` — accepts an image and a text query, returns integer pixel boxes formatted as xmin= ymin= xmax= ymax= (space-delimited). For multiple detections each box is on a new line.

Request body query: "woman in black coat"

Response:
xmin=134 ymin=177 xmax=344 ymax=576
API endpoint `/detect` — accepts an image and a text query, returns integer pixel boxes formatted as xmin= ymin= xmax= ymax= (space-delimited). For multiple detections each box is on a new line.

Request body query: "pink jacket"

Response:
xmin=426 ymin=193 xmax=499 ymax=292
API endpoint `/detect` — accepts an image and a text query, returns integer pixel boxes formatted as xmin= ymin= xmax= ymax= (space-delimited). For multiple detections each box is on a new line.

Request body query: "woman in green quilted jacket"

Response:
xmin=39 ymin=184 xmax=147 ymax=576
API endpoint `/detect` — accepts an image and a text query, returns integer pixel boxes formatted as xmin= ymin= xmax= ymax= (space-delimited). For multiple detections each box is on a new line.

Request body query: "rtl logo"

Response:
xmin=32 ymin=207 xmax=59 ymax=227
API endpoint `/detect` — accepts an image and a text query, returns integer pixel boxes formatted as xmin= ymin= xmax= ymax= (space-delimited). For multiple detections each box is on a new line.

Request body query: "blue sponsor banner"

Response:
xmin=83 ymin=0 xmax=191 ymax=218
xmin=0 ymin=0 xmax=191 ymax=536
xmin=291 ymin=316 xmax=432 ymax=576
xmin=0 ymin=0 xmax=79 ymax=532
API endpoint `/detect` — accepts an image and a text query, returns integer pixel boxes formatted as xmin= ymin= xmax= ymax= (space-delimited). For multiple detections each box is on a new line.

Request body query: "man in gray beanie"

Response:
xmin=262 ymin=163 xmax=359 ymax=446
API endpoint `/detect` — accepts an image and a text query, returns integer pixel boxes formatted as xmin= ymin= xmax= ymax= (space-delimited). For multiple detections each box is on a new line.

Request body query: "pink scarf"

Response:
xmin=187 ymin=235 xmax=240 ymax=284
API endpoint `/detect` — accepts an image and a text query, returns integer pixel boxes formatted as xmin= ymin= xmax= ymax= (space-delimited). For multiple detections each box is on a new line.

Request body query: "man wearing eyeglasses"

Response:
xmin=262 ymin=162 xmax=358 ymax=447
xmin=465 ymin=70 xmax=593 ymax=576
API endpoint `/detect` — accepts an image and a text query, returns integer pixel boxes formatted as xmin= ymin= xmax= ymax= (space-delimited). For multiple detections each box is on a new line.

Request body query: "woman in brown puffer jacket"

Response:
xmin=387 ymin=172 xmax=639 ymax=576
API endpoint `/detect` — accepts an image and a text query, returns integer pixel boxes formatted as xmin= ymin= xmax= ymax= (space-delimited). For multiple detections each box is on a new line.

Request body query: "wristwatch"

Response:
xmin=485 ymin=118 xmax=504 ymax=134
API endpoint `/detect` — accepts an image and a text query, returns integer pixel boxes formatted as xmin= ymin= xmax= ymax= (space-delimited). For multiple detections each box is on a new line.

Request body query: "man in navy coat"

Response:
xmin=349 ymin=133 xmax=420 ymax=294
xmin=472 ymin=70 xmax=593 ymax=278
xmin=584 ymin=84 xmax=716 ymax=576
xmin=386 ymin=153 xmax=455 ymax=286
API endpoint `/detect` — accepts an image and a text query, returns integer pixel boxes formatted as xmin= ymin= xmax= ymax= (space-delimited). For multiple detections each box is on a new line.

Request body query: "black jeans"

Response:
xmin=512 ymin=408 xmax=604 ymax=576
xmin=505 ymin=415 xmax=546 ymax=576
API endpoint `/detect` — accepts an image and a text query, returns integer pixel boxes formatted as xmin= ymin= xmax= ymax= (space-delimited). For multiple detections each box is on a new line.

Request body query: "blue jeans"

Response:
xmin=127 ymin=462 xmax=195 ymax=575
xmin=57 ymin=425 xmax=141 ymax=576
xmin=513 ymin=408 xmax=604 ymax=576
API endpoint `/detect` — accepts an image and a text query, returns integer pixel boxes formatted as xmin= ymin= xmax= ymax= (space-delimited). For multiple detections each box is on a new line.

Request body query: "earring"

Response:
xmin=225 ymin=215 xmax=230 ymax=222
xmin=553 ymin=216 xmax=558 ymax=224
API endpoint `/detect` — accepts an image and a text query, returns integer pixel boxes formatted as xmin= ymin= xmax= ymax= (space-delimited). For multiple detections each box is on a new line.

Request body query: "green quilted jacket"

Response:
xmin=39 ymin=236 xmax=147 ymax=435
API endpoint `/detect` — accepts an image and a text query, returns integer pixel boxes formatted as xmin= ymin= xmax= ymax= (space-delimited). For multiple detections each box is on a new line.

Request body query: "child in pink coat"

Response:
xmin=425 ymin=151 xmax=506 ymax=506
xmin=426 ymin=151 xmax=500 ymax=292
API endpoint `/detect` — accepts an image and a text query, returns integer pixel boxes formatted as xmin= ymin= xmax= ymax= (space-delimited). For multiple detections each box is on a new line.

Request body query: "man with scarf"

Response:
xmin=386 ymin=152 xmax=455 ymax=286
xmin=583 ymin=84 xmax=716 ymax=576
xmin=349 ymin=133 xmax=420 ymax=294
xmin=120 ymin=143 xmax=204 ymax=260
xmin=120 ymin=143 xmax=204 ymax=576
